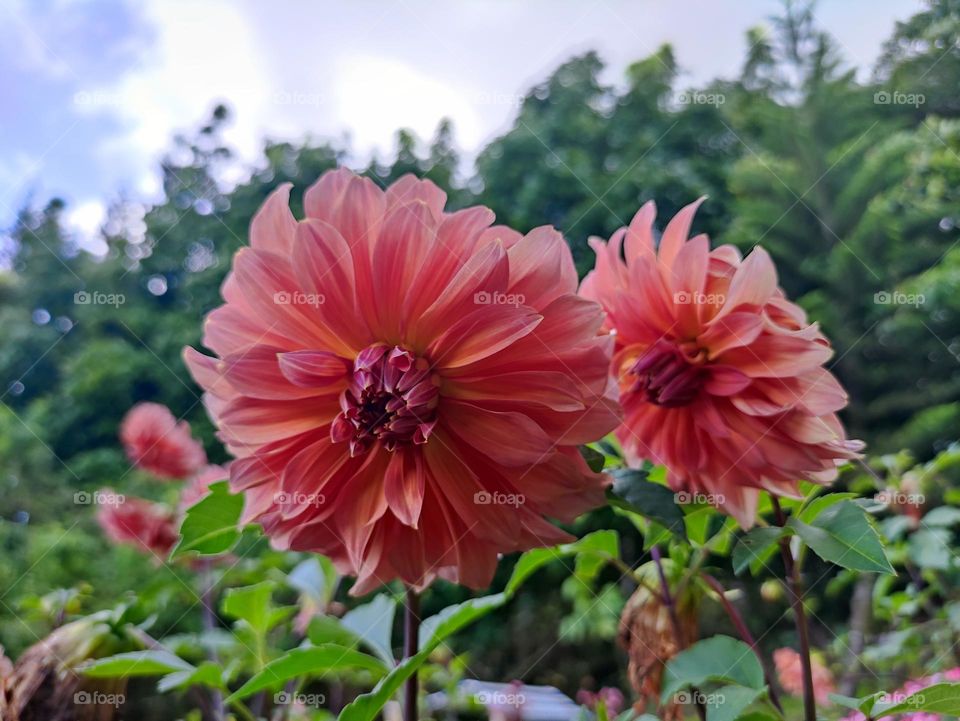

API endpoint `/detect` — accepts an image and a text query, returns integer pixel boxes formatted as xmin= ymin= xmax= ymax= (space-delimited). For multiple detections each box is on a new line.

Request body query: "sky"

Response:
xmin=0 ymin=0 xmax=922 ymax=245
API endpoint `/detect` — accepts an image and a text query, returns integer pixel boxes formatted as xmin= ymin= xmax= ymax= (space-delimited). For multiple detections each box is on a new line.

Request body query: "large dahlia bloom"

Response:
xmin=184 ymin=168 xmax=619 ymax=593
xmin=582 ymin=199 xmax=861 ymax=526
xmin=120 ymin=402 xmax=207 ymax=479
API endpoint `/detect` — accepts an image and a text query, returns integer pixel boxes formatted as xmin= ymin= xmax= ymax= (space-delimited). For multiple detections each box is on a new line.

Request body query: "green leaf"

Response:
xmin=827 ymin=693 xmax=868 ymax=713
xmin=706 ymin=685 xmax=764 ymax=721
xmin=579 ymin=445 xmax=606 ymax=473
xmin=908 ymin=528 xmax=953 ymax=569
xmin=157 ymin=662 xmax=225 ymax=692
xmin=80 ymin=650 xmax=193 ymax=678
xmin=171 ymin=481 xmax=243 ymax=559
xmin=608 ymin=470 xmax=686 ymax=539
xmin=923 ymin=506 xmax=960 ymax=527
xmin=307 ymin=615 xmax=363 ymax=648
xmin=872 ymin=682 xmax=960 ymax=716
xmin=340 ymin=533 xmax=612 ymax=721
xmin=732 ymin=527 xmax=783 ymax=576
xmin=340 ymin=594 xmax=397 ymax=667
xmin=661 ymin=636 xmax=765 ymax=702
xmin=226 ymin=645 xmax=388 ymax=702
xmin=505 ymin=530 xmax=618 ymax=595
xmin=288 ymin=556 xmax=339 ymax=606
xmin=222 ymin=582 xmax=281 ymax=637
xmin=787 ymin=500 xmax=895 ymax=574
xmin=797 ymin=492 xmax=858 ymax=524
xmin=343 ymin=594 xmax=507 ymax=721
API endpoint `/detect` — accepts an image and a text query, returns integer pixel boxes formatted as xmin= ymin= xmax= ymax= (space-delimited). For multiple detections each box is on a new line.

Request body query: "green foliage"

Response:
xmin=171 ymin=480 xmax=244 ymax=558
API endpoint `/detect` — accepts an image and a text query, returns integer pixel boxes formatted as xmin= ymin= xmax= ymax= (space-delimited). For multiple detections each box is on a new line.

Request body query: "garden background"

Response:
xmin=3 ymin=0 xmax=960 ymax=718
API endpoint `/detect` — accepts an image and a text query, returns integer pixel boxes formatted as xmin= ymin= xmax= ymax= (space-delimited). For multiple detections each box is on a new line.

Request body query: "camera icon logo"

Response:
xmin=874 ymin=90 xmax=891 ymax=104
xmin=74 ymin=491 xmax=92 ymax=505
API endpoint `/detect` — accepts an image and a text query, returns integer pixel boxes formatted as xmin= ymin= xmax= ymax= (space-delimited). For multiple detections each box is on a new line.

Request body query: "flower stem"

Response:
xmin=403 ymin=588 xmax=421 ymax=721
xmin=772 ymin=497 xmax=816 ymax=721
xmin=651 ymin=546 xmax=705 ymax=721
xmin=700 ymin=572 xmax=784 ymax=714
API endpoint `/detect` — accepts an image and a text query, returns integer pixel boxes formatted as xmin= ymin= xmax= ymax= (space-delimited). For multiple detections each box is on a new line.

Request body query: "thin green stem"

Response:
xmin=772 ymin=497 xmax=816 ymax=721
xmin=403 ymin=588 xmax=421 ymax=721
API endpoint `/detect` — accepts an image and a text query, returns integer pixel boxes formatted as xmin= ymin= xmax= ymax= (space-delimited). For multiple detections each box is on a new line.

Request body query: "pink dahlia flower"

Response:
xmin=96 ymin=493 xmax=178 ymax=558
xmin=773 ymin=647 xmax=835 ymax=706
xmin=120 ymin=402 xmax=207 ymax=480
xmin=581 ymin=199 xmax=862 ymax=526
xmin=184 ymin=168 xmax=619 ymax=593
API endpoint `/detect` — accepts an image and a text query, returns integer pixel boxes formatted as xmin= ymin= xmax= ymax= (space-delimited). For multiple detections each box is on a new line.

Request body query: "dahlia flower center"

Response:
xmin=629 ymin=340 xmax=706 ymax=408
xmin=331 ymin=344 xmax=440 ymax=456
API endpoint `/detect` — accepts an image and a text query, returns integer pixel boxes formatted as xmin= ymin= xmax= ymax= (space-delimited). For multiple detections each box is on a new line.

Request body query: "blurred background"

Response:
xmin=3 ymin=0 xmax=960 ymax=714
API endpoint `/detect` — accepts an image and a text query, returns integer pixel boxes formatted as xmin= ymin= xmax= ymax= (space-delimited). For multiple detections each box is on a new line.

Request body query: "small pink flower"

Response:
xmin=774 ymin=648 xmax=835 ymax=706
xmin=96 ymin=493 xmax=178 ymax=558
xmin=184 ymin=169 xmax=619 ymax=593
xmin=582 ymin=200 xmax=862 ymax=527
xmin=120 ymin=403 xmax=207 ymax=479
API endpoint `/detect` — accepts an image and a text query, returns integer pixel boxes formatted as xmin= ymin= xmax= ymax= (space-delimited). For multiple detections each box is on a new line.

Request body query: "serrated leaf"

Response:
xmin=80 ymin=650 xmax=193 ymax=678
xmin=608 ymin=470 xmax=686 ymax=539
xmin=788 ymin=500 xmax=894 ymax=574
xmin=661 ymin=636 xmax=765 ymax=702
xmin=871 ymin=682 xmax=960 ymax=716
xmin=797 ymin=492 xmax=857 ymax=524
xmin=226 ymin=645 xmax=388 ymax=702
xmin=171 ymin=481 xmax=243 ymax=559
xmin=732 ymin=527 xmax=783 ymax=576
